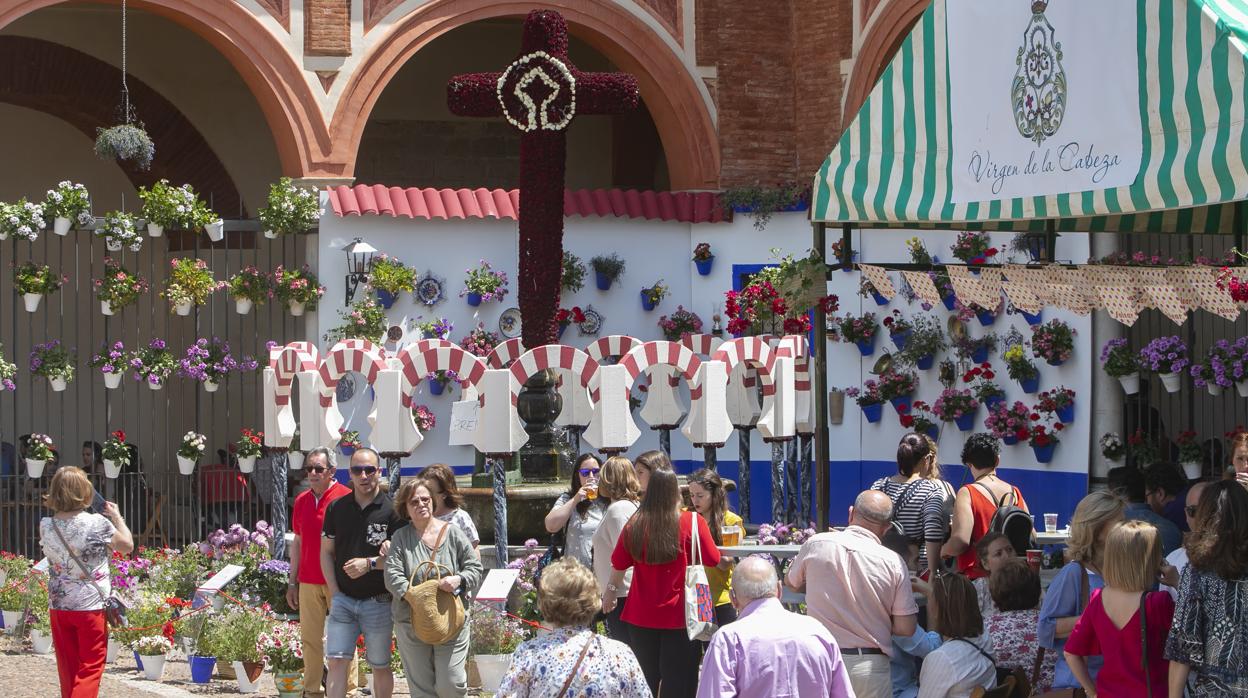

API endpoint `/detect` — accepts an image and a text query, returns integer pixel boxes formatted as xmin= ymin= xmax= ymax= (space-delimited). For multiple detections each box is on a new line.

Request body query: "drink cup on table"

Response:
xmin=1026 ymin=549 xmax=1043 ymax=572
xmin=1043 ymin=513 xmax=1058 ymax=533
xmin=721 ymin=525 xmax=742 ymax=547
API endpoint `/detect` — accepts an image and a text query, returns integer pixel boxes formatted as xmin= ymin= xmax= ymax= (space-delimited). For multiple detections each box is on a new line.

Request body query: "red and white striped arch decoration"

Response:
xmin=680 ymin=333 xmax=718 ymax=357
xmin=486 ymin=338 xmax=526 ymax=369
xmin=509 ymin=345 xmax=601 ymax=400
xmin=317 ymin=340 xmax=388 ymax=407
xmin=273 ymin=342 xmax=319 ymax=406
xmin=776 ymin=335 xmax=811 ymax=390
xmin=397 ymin=341 xmax=487 ymax=408
xmin=712 ymin=337 xmax=777 ymax=396
xmin=615 ymin=341 xmax=704 ymax=400
xmin=586 ymin=335 xmax=642 ymax=364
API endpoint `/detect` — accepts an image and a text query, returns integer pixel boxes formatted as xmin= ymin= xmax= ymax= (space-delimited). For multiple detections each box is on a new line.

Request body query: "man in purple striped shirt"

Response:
xmin=696 ymin=556 xmax=855 ymax=698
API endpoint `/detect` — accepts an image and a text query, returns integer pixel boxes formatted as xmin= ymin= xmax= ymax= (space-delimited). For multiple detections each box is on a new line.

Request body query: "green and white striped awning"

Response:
xmin=811 ymin=0 xmax=1248 ymax=233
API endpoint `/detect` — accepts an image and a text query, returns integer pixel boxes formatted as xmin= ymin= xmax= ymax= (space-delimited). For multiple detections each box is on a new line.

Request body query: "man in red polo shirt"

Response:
xmin=286 ymin=447 xmax=356 ymax=698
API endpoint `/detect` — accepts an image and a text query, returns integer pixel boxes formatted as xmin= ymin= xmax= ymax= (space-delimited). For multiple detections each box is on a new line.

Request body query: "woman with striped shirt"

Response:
xmin=871 ymin=432 xmax=950 ymax=577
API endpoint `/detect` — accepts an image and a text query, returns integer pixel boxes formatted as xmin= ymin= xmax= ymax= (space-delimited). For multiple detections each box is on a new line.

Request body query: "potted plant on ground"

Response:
xmin=42 ymin=181 xmax=93 ymax=236
xmin=97 ymin=210 xmax=142 ymax=252
xmin=0 ymin=564 xmax=30 ymax=629
xmin=178 ymin=338 xmax=258 ymax=392
xmin=133 ymin=634 xmax=173 ymax=681
xmin=1003 ymin=342 xmax=1039 ymax=393
xmin=554 ymin=306 xmax=586 ymax=339
xmin=324 ymin=297 xmax=388 ymax=344
xmin=228 ymin=266 xmax=271 ymax=315
xmin=258 ymin=177 xmax=320 ymax=238
xmin=1031 ymin=319 xmax=1075 ymax=366
xmin=933 ymin=388 xmax=979 ymax=431
xmin=950 ymin=231 xmax=998 ymax=265
xmin=337 ymin=430 xmax=362 ymax=457
xmin=24 ymin=577 xmax=51 ymax=654
xmin=1100 ymin=338 xmax=1141 ymax=394
xmin=469 ymin=607 xmax=528 ymax=693
xmin=835 ymin=312 xmax=879 ymax=356
xmin=93 ymin=259 xmax=148 ymax=316
xmin=129 ymin=338 xmax=175 ymax=390
xmin=25 ymin=433 xmax=54 ymax=479
xmin=29 ymin=341 xmax=74 ymax=391
xmin=1027 ymin=414 xmax=1064 ymax=464
xmin=878 ymin=369 xmax=919 ymax=415
xmin=273 ymin=265 xmax=325 ymax=316
xmin=235 ymin=429 xmax=263 ymax=473
xmin=102 ymin=430 xmax=130 ymax=479
xmin=1139 ymin=336 xmax=1189 ymax=393
xmin=985 ymin=400 xmax=1032 ymax=446
xmin=640 ymin=279 xmax=669 ymax=311
xmin=258 ymin=621 xmax=304 ymax=698
xmin=962 ymin=363 xmax=1005 ymax=412
xmin=658 ymin=306 xmax=703 ymax=342
xmin=1190 ymin=340 xmax=1235 ymax=396
xmin=883 ymin=310 xmax=913 ymax=350
xmin=0 ymin=551 xmax=30 ymax=591
xmin=1100 ymin=432 xmax=1126 ymax=462
xmin=0 ymin=346 xmax=15 ymax=392
xmin=897 ymin=314 xmax=946 ymax=370
xmin=163 ymin=258 xmax=222 ymax=315
xmin=590 ymin=253 xmax=626 ymax=289
xmin=899 ymin=400 xmax=940 ymax=441
xmin=14 ymin=262 xmax=65 ymax=313
xmin=186 ymin=612 xmax=222 ymax=685
xmin=561 ymin=251 xmax=586 ymax=294
xmin=845 ymin=380 xmax=885 ymax=423
xmin=0 ymin=198 xmax=46 ymax=242
xmin=369 ymin=254 xmax=417 ymax=309
xmin=460 ymin=324 xmax=500 ymax=358
xmin=692 ymin=242 xmax=715 ymax=275
xmin=1176 ymin=431 xmax=1204 ymax=479
xmin=89 ymin=341 xmax=128 ymax=390
xmin=177 ymin=432 xmax=206 ymax=475
xmin=94 ymin=123 xmax=154 ymax=170
xmin=460 ymin=260 xmax=509 ymax=306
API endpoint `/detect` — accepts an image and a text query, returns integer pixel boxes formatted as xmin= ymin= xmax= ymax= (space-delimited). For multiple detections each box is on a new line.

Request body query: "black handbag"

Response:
xmin=50 ymin=518 xmax=129 ymax=627
xmin=534 ymin=530 xmax=565 ymax=587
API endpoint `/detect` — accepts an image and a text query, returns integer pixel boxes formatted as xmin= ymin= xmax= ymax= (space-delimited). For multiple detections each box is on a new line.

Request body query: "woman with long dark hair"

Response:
xmin=605 ymin=468 xmax=720 ymax=698
xmin=688 ymin=468 xmax=741 ymax=628
xmin=632 ymin=449 xmax=672 ymax=495
xmin=422 ymin=462 xmax=480 ymax=554
xmin=544 ymin=453 xmax=606 ymax=568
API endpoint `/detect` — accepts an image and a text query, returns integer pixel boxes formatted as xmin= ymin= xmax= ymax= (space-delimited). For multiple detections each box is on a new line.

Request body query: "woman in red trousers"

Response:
xmin=39 ymin=467 xmax=134 ymax=698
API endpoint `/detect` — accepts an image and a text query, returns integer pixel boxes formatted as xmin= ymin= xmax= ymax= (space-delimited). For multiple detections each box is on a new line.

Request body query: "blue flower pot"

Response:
xmin=1033 ymin=442 xmax=1056 ymax=463
xmin=1046 ymin=357 xmax=1066 ymax=367
xmin=1021 ymin=309 xmax=1043 ymax=325
xmin=339 ymin=445 xmax=356 ymax=457
xmin=977 ymin=310 xmax=997 ymax=326
xmin=466 ymin=292 xmax=482 ymax=307
xmin=640 ymin=291 xmax=656 ymax=311
xmin=1003 ymin=433 xmax=1020 ymax=446
xmin=189 ymin=655 xmax=216 ymax=684
xmin=925 ymin=425 xmax=940 ymax=442
xmin=695 ymin=257 xmax=714 ymax=276
xmin=916 ymin=354 xmax=935 ymax=370
xmin=955 ymin=412 xmax=977 ymax=431
xmin=840 ymin=251 xmax=859 ymax=272
xmin=892 ymin=330 xmax=911 ymax=351
xmin=871 ymin=291 xmax=889 ymax=306
xmin=595 ymin=271 xmax=612 ymax=290
xmin=862 ymin=403 xmax=883 ymax=424
xmin=984 ymin=395 xmax=1005 ymax=413
xmin=558 ymin=323 xmax=570 ymax=339
xmin=890 ymin=395 xmax=912 ymax=415
xmin=856 ymin=335 xmax=877 ymax=356
xmin=1020 ymin=376 xmax=1039 ymax=394
xmin=429 ymin=378 xmax=445 ymax=396
xmin=376 ymin=289 xmax=396 ymax=309
xmin=971 ymin=346 xmax=989 ymax=364
xmin=134 ymin=652 xmax=144 ymax=671
xmin=1057 ymin=402 xmax=1075 ymax=424
xmin=942 ymin=295 xmax=956 ymax=312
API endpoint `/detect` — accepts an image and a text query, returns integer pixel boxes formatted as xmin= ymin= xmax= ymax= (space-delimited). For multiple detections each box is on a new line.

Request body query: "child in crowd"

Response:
xmin=971 ymin=532 xmax=1015 ymax=618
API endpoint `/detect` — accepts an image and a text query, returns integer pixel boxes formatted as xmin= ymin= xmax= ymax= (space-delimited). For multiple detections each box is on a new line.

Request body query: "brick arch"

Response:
xmin=337 ymin=0 xmax=719 ymax=190
xmin=0 ymin=0 xmax=333 ymax=178
xmin=0 ymin=36 xmax=245 ymax=214
xmin=842 ymin=0 xmax=927 ymax=128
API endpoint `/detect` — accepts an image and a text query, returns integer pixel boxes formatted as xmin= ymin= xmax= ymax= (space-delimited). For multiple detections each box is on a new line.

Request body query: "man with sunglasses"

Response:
xmin=321 ymin=448 xmax=404 ymax=698
xmin=1162 ymin=480 xmax=1208 ymax=601
xmin=287 ymin=447 xmax=356 ymax=698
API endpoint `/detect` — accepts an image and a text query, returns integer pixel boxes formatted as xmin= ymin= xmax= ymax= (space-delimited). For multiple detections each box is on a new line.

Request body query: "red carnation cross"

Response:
xmin=447 ymin=10 xmax=639 ymax=348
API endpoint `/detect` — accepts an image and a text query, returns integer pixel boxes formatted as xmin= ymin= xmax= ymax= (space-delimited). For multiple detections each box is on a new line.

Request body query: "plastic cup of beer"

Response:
xmin=585 ymin=485 xmax=598 ymax=500
xmin=1043 ymin=513 xmax=1058 ymax=533
xmin=721 ymin=525 xmax=742 ymax=547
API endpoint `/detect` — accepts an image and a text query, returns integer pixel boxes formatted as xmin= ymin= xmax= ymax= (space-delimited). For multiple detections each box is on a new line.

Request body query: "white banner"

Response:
xmin=946 ymin=0 xmax=1142 ymax=204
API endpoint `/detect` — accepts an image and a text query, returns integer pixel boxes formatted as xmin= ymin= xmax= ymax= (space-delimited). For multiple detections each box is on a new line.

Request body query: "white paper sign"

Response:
xmin=197 ymin=563 xmax=246 ymax=592
xmin=946 ymin=0 xmax=1141 ymax=203
xmin=475 ymin=568 xmax=520 ymax=601
xmin=33 ymin=558 xmax=48 ymax=573
xmin=448 ymin=399 xmax=480 ymax=447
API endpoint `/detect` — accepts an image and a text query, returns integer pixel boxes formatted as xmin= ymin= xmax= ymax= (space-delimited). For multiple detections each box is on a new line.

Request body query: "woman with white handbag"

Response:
xmin=604 ymin=460 xmax=721 ymax=698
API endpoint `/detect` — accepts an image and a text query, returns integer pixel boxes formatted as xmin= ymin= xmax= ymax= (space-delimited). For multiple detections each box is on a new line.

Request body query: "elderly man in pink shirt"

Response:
xmin=698 ymin=556 xmax=855 ymax=698
xmin=786 ymin=490 xmax=919 ymax=698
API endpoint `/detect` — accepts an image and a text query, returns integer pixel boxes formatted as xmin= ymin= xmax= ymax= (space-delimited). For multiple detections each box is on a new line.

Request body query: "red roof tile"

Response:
xmin=327 ymin=185 xmax=726 ymax=224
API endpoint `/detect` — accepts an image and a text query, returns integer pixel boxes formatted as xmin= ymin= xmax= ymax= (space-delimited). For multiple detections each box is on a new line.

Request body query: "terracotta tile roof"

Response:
xmin=326 ymin=185 xmax=727 ymax=224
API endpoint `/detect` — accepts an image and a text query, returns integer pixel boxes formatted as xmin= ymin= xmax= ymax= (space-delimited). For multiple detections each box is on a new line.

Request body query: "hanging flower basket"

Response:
xmin=1019 ymin=376 xmax=1039 ymax=393
xmin=862 ymin=402 xmax=883 ymax=423
xmin=22 ymin=294 xmax=42 ymax=313
xmin=976 ymin=309 xmax=996 ymax=326
xmin=1158 ymin=372 xmax=1181 ymax=393
xmin=916 ymin=354 xmax=935 ymax=370
xmin=26 ymin=458 xmax=46 ymax=478
xmin=1118 ymin=372 xmax=1140 ymax=394
xmin=890 ymin=395 xmax=912 ymax=415
xmin=147 ymin=222 xmax=163 ymax=238
xmin=1032 ymin=442 xmax=1057 ymax=463
xmin=1021 ymin=309 xmax=1043 ymax=325
xmin=94 ymin=124 xmax=155 ymax=170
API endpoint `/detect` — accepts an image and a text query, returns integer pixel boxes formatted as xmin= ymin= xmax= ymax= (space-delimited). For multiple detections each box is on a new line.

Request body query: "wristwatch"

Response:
xmin=368 ymin=557 xmax=376 ymax=570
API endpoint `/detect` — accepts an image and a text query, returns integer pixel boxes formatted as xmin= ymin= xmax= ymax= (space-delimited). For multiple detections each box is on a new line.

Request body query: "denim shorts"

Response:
xmin=325 ymin=592 xmax=394 ymax=668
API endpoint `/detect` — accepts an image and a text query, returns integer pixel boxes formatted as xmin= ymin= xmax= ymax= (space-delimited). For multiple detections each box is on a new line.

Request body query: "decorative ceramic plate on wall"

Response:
xmin=499 ymin=307 xmax=522 ymax=338
xmin=415 ymin=272 xmax=446 ymax=307
xmin=579 ymin=306 xmax=603 ymax=335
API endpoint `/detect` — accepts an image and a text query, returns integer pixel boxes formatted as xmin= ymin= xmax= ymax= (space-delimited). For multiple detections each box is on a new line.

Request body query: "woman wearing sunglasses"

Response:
xmin=544 ymin=453 xmax=607 ymax=568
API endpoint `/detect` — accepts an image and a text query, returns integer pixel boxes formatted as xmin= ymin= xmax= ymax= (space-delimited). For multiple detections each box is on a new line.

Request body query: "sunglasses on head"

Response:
xmin=304 ymin=465 xmax=329 ymax=474
xmin=350 ymin=465 xmax=379 ymax=476
xmin=579 ymin=468 xmax=600 ymax=477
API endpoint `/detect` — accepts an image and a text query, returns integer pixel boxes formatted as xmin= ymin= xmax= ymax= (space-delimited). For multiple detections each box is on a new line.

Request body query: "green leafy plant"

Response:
xmin=469 ymin=606 xmax=528 ymax=655
xmin=0 ymin=344 xmax=16 ymax=391
xmin=338 ymin=430 xmax=362 ymax=450
xmin=721 ymin=184 xmax=808 ymax=230
xmin=163 ymin=258 xmax=223 ymax=310
xmin=97 ymin=210 xmax=142 ymax=252
xmin=139 ymin=180 xmax=215 ymax=229
xmin=42 ymin=181 xmax=92 ymax=225
xmin=103 ymin=431 xmax=130 ymax=465
xmin=324 ymin=296 xmax=388 ymax=344
xmin=0 ymin=199 xmax=47 ymax=242
xmin=1003 ymin=343 xmax=1038 ymax=382
xmin=14 ymin=262 xmax=64 ymax=296
xmin=369 ymin=254 xmax=417 ymax=295
xmin=897 ymin=314 xmax=946 ymax=365
xmin=93 ymin=258 xmax=149 ymax=310
xmin=228 ymin=266 xmax=271 ymax=304
xmin=561 ymin=252 xmax=586 ymax=293
xmin=236 ymin=428 xmax=263 ymax=458
xmin=461 ymin=260 xmax=509 ymax=302
xmin=590 ymin=253 xmax=626 ymax=281
xmin=258 ymin=177 xmax=319 ymax=236
xmin=130 ymin=338 xmax=176 ymax=386
xmin=178 ymin=431 xmax=207 ymax=460
xmin=642 ymin=280 xmax=669 ymax=305
xmin=28 ymin=341 xmax=75 ymax=382
xmin=94 ymin=124 xmax=155 ymax=170
xmin=692 ymin=242 xmax=713 ymax=262
xmin=26 ymin=434 xmax=54 ymax=461
xmin=657 ymin=306 xmax=703 ymax=341
xmin=273 ymin=265 xmax=325 ymax=308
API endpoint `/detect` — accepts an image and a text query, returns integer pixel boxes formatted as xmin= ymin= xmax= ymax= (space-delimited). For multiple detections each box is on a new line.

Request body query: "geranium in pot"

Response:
xmin=962 ymin=363 xmax=1005 ymax=412
xmin=273 ymin=265 xmax=326 ymax=316
xmin=658 ymin=306 xmax=703 ymax=342
xmin=0 ymin=198 xmax=46 ymax=242
xmin=412 ymin=405 xmax=436 ymax=433
xmin=258 ymin=177 xmax=320 ymax=238
xmin=89 ymin=341 xmax=128 ymax=390
xmin=1138 ymin=336 xmax=1189 ymax=393
xmin=722 ymin=250 xmax=835 ymax=336
xmin=96 ymin=210 xmax=142 ymax=252
xmin=1176 ymin=431 xmax=1204 ymax=479
xmin=898 ymin=400 xmax=940 ymax=441
xmin=102 ymin=431 xmax=130 ymax=479
xmin=163 ymin=258 xmax=223 ymax=316
xmin=1100 ymin=432 xmax=1125 ymax=462
xmin=950 ymin=231 xmax=997 ymax=265
xmin=1027 ymin=415 xmax=1064 ymax=464
xmin=0 ymin=564 xmax=31 ymax=628
xmin=469 ymin=606 xmax=528 ymax=693
xmin=897 ymin=314 xmax=946 ymax=370
xmin=369 ymin=254 xmax=417 ymax=309
xmin=561 ymin=251 xmax=586 ymax=294
xmin=1003 ymin=342 xmax=1040 ymax=393
xmin=460 ymin=260 xmax=509 ymax=306
xmin=29 ymin=341 xmax=75 ymax=392
xmin=590 ymin=253 xmax=626 ymax=289
xmin=187 ymin=612 xmax=224 ymax=684
xmin=324 ymin=296 xmax=388 ymax=344
xmin=640 ymin=279 xmax=669 ymax=311
xmin=1036 ymin=386 xmax=1076 ymax=424
xmin=844 ymin=380 xmax=885 ymax=423
xmin=878 ymin=369 xmax=919 ymax=415
xmin=1100 ymin=338 xmax=1141 ymax=394
xmin=692 ymin=241 xmax=714 ymax=275
xmin=42 ymin=181 xmax=93 ymax=236
xmin=228 ymin=266 xmax=271 ymax=315
xmin=133 ymin=635 xmax=174 ymax=681
xmin=178 ymin=337 xmax=258 ymax=392
xmin=93 ymin=258 xmax=148 ymax=316
xmin=1031 ymin=319 xmax=1076 ymax=367
xmin=177 ymin=431 xmax=206 ymax=475
xmin=835 ymin=312 xmax=879 ymax=356
xmin=985 ymin=400 xmax=1032 ymax=446
xmin=257 ymin=621 xmax=305 ymax=698
xmin=337 ymin=429 xmax=362 ymax=457
xmin=129 ymin=338 xmax=176 ymax=390
xmin=1128 ymin=428 xmax=1162 ymax=468
xmin=235 ymin=429 xmax=263 ymax=473
xmin=0 ymin=345 xmax=15 ymax=392
xmin=14 ymin=262 xmax=65 ymax=313
xmin=883 ymin=310 xmax=913 ymax=350
xmin=24 ymin=433 xmax=54 ymax=479
xmin=933 ymin=388 xmax=979 ymax=431
xmin=1190 ymin=339 xmax=1235 ymax=396
xmin=554 ymin=306 xmax=586 ymax=339
xmin=460 ymin=323 xmax=500 ymax=358
xmin=24 ymin=576 xmax=51 ymax=653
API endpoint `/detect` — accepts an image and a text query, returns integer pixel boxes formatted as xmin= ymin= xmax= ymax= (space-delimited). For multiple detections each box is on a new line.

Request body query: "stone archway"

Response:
xmin=843 ymin=0 xmax=927 ymax=128
xmin=335 ymin=0 xmax=720 ymax=190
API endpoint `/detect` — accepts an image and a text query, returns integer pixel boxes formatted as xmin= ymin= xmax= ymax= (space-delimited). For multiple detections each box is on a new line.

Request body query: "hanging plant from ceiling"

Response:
xmin=93 ymin=0 xmax=154 ymax=170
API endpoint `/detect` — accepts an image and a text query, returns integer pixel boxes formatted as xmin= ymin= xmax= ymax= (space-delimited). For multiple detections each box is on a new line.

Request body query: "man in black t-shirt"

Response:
xmin=320 ymin=448 xmax=403 ymax=698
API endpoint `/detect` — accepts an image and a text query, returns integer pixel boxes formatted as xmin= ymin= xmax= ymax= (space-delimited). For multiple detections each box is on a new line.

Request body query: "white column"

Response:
xmin=1089 ymin=232 xmax=1123 ymax=482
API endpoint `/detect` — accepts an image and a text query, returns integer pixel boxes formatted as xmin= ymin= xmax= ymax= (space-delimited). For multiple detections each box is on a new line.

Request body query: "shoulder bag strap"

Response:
xmin=1030 ymin=646 xmax=1047 ymax=689
xmin=953 ymin=637 xmax=996 ymax=665
xmin=891 ymin=480 xmax=925 ymax=526
xmin=408 ymin=524 xmax=453 ymax=587
xmin=49 ymin=518 xmax=109 ymax=606
xmin=556 ymin=634 xmax=597 ymax=698
xmin=1140 ymin=592 xmax=1152 ymax=698
xmin=688 ymin=511 xmax=701 ymax=567
xmin=1077 ymin=561 xmax=1090 ymax=613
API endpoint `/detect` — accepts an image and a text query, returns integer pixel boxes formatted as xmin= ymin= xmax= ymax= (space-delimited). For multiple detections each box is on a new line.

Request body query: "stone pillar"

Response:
xmin=517 ymin=370 xmax=572 ymax=482
xmin=1090 ymin=232 xmax=1124 ymax=482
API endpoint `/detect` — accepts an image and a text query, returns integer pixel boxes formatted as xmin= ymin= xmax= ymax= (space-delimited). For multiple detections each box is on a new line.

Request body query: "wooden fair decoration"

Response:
xmin=448 ymin=10 xmax=639 ymax=349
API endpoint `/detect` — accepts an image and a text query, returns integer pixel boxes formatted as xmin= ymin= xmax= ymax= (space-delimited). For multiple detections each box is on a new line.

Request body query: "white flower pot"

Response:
xmin=140 ymin=653 xmax=167 ymax=681
xmin=1159 ymin=371 xmax=1182 ymax=393
xmin=1117 ymin=372 xmax=1140 ymax=395
xmin=30 ymin=629 xmax=52 ymax=654
xmin=106 ymin=639 xmax=120 ymax=663
xmin=238 ymin=455 xmax=257 ymax=473
xmin=148 ymin=379 xmax=163 ymax=391
xmin=204 ymin=380 xmax=219 ymax=393
xmin=204 ymin=219 xmax=224 ymax=242
xmin=177 ymin=455 xmax=197 ymax=475
xmin=1209 ymin=384 xmax=1224 ymax=397
xmin=1238 ymin=381 xmax=1248 ymax=398
xmin=49 ymin=376 xmax=67 ymax=392
xmin=211 ymin=594 xmax=225 ymax=612
xmin=175 ymin=301 xmax=193 ymax=316
xmin=235 ymin=298 xmax=253 ymax=315
xmin=0 ymin=570 xmax=6 ymax=588
xmin=147 ymin=222 xmax=163 ymax=238
xmin=26 ymin=458 xmax=46 ymax=478
xmin=474 ymin=654 xmax=513 ymax=692
xmin=101 ymin=300 xmax=114 ymax=316
xmin=105 ymin=238 xmax=122 ymax=252
xmin=288 ymin=451 xmax=304 ymax=470
xmin=1182 ymin=461 xmax=1203 ymax=480
xmin=53 ymin=217 xmax=71 ymax=236
xmin=288 ymin=301 xmax=306 ymax=317
xmin=103 ymin=458 xmax=122 ymax=479
xmin=22 ymin=293 xmax=42 ymax=313
xmin=264 ymin=229 xmax=278 ymax=239
xmin=233 ymin=661 xmax=262 ymax=693
xmin=1 ymin=610 xmax=19 ymax=632
xmin=103 ymin=372 xmax=122 ymax=390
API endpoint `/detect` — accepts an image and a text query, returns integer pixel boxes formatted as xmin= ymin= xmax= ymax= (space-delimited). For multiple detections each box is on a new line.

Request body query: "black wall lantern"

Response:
xmin=344 ymin=237 xmax=377 ymax=305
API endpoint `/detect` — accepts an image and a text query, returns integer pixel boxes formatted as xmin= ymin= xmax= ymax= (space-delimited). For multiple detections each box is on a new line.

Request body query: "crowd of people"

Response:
xmin=31 ymin=431 xmax=1248 ymax=698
